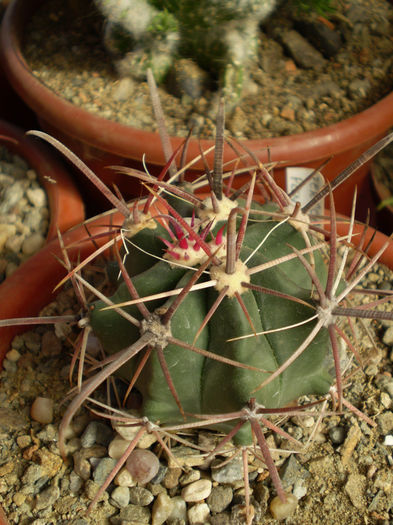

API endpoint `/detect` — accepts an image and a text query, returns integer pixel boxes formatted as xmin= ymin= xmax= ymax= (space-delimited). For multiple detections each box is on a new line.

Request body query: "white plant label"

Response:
xmin=285 ymin=167 xmax=325 ymax=216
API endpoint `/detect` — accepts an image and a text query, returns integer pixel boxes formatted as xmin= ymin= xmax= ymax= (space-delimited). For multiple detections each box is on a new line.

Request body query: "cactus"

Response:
xmin=5 ymin=97 xmax=391 ymax=521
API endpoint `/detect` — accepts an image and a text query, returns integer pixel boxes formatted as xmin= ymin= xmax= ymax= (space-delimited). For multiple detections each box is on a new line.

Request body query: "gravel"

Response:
xmin=0 ymin=145 xmax=49 ymax=281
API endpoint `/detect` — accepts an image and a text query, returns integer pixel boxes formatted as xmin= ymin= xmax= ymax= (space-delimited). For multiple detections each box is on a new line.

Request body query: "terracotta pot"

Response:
xmin=0 ymin=119 xmax=85 ymax=241
xmin=371 ymin=163 xmax=393 ymax=236
xmin=2 ymin=0 xmax=393 ymax=216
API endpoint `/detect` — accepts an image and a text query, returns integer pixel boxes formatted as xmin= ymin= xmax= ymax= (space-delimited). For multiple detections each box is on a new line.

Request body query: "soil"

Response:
xmin=23 ymin=0 xmax=393 ymax=140
xmin=0 ymin=254 xmax=392 ymax=524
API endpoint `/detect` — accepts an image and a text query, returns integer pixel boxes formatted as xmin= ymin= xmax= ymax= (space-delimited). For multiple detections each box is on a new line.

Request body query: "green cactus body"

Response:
xmin=89 ymin=201 xmax=333 ymax=445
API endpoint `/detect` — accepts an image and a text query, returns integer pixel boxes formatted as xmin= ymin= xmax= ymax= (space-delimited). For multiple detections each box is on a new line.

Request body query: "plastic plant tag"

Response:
xmin=285 ymin=167 xmax=325 ymax=215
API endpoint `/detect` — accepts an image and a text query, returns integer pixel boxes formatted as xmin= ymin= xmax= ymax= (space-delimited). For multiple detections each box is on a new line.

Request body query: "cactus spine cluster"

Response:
xmin=89 ymin=189 xmax=334 ymax=447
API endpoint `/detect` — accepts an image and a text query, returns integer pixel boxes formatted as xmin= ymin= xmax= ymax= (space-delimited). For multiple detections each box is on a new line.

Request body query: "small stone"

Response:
xmin=113 ymin=420 xmax=157 ymax=448
xmin=269 ymin=493 xmax=298 ymax=519
xmin=30 ymin=397 xmax=54 ymax=424
xmin=119 ymin=503 xmax=151 ymax=523
xmin=110 ymin=486 xmax=130 ymax=508
xmin=377 ymin=412 xmax=393 ymax=434
xmin=280 ymin=455 xmax=311 ymax=487
xmin=151 ymin=492 xmax=174 ymax=525
xmin=5 ymin=348 xmax=21 ymax=362
xmin=113 ymin=77 xmax=135 ymax=102
xmin=26 ymin=187 xmax=47 ymax=208
xmin=207 ymin=485 xmax=233 ymax=513
xmin=16 ymin=435 xmax=32 ymax=449
xmin=129 ymin=486 xmax=154 ymax=506
xmin=126 ymin=449 xmax=160 ymax=484
xmin=381 ymin=392 xmax=392 ymax=409
xmin=280 ymin=30 xmax=326 ymax=70
xmin=35 ymin=483 xmax=60 ymax=510
xmin=187 ymin=502 xmax=210 ymax=524
xmin=383 ymin=434 xmax=393 ymax=446
xmin=80 ymin=421 xmax=113 ymax=448
xmin=167 ymin=446 xmax=205 ymax=468
xmin=22 ymin=232 xmax=45 ymax=255
xmin=344 ymin=473 xmax=366 ymax=509
xmin=179 ymin=469 xmax=201 ymax=486
xmin=114 ymin=466 xmax=136 ymax=487
xmin=181 ymin=479 xmax=212 ymax=502
xmin=168 ymin=496 xmax=187 ymax=522
xmin=84 ymin=480 xmax=108 ymax=502
xmin=341 ymin=424 xmax=361 ymax=465
xmin=383 ymin=326 xmax=393 ymax=346
xmin=108 ymin=434 xmax=132 ymax=459
xmin=93 ymin=457 xmax=117 ymax=485
xmin=211 ymin=457 xmax=243 ymax=483
xmin=73 ymin=451 xmax=91 ymax=480
xmin=163 ymin=468 xmax=182 ymax=490
xmin=328 ymin=425 xmax=347 ymax=445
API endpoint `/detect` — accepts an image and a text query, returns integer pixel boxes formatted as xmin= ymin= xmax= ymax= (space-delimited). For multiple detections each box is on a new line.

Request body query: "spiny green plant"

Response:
xmin=2 ymin=97 xmax=393 ymax=521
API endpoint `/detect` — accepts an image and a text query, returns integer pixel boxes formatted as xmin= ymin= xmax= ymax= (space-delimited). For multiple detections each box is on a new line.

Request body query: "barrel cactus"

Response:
xmin=23 ymin=110 xmax=393 ymax=520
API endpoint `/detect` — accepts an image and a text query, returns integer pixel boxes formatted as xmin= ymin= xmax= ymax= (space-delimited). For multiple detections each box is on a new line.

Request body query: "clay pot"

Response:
xmin=0 ymin=119 xmax=85 ymax=241
xmin=2 ymin=0 xmax=393 ymax=216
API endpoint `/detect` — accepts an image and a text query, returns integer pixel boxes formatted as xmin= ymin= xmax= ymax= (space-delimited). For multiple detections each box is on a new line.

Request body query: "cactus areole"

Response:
xmin=89 ymin=193 xmax=333 ymax=445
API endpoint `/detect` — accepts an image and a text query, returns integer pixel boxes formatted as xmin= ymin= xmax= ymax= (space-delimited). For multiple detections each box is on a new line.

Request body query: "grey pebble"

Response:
xmin=81 ymin=420 xmax=114 ymax=448
xmin=150 ymin=463 xmax=168 ymax=484
xmin=329 ymin=425 xmax=347 ymax=445
xmin=93 ymin=457 xmax=118 ymax=485
xmin=280 ymin=454 xmax=311 ymax=487
xmin=207 ymin=485 xmax=233 ymax=513
xmin=211 ymin=457 xmax=243 ymax=483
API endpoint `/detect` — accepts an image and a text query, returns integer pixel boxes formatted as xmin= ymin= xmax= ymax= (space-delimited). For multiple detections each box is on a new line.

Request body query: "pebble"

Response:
xmin=108 ymin=434 xmax=133 ymax=459
xmin=110 ymin=485 xmax=130 ymax=508
xmin=383 ymin=326 xmax=393 ymax=346
xmin=179 ymin=468 xmax=201 ymax=486
xmin=126 ymin=449 xmax=160 ymax=484
xmin=181 ymin=479 xmax=212 ymax=502
xmin=328 ymin=425 xmax=347 ymax=445
xmin=22 ymin=232 xmax=45 ymax=256
xmin=129 ymin=486 xmax=154 ymax=506
xmin=93 ymin=457 xmax=118 ymax=485
xmin=114 ymin=466 xmax=136 ymax=487
xmin=30 ymin=397 xmax=54 ymax=424
xmin=35 ymin=483 xmax=60 ymax=510
xmin=187 ymin=502 xmax=211 ymax=524
xmin=80 ymin=420 xmax=113 ymax=448
xmin=269 ymin=493 xmax=298 ymax=520
xmin=344 ymin=473 xmax=366 ymax=509
xmin=211 ymin=457 xmax=243 ymax=483
xmin=167 ymin=496 xmax=187 ymax=522
xmin=377 ymin=412 xmax=393 ymax=434
xmin=207 ymin=485 xmax=233 ymax=513
xmin=151 ymin=492 xmax=174 ymax=525
xmin=118 ymin=504 xmax=151 ymax=523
